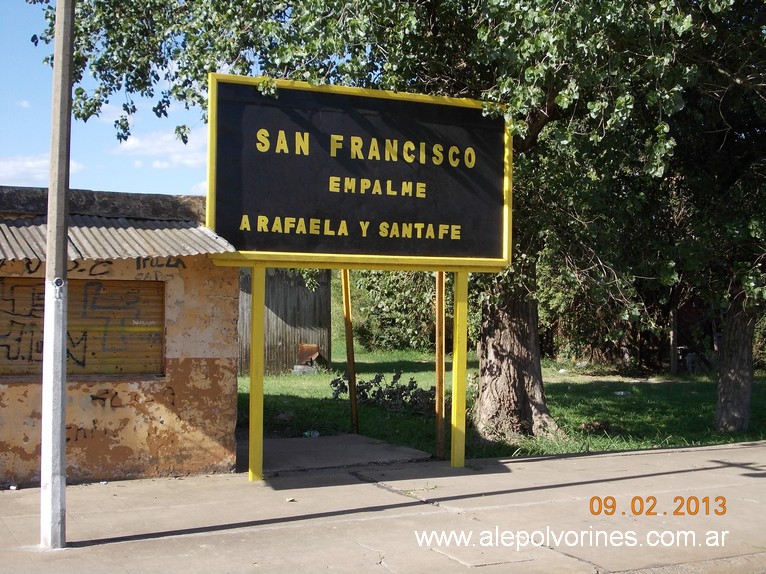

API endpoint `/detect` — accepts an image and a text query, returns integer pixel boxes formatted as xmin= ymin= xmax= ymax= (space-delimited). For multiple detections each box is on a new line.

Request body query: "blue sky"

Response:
xmin=0 ymin=2 xmax=208 ymax=196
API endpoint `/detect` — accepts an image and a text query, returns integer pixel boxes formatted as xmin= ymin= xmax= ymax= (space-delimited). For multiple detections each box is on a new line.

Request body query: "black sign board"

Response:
xmin=208 ymin=75 xmax=511 ymax=270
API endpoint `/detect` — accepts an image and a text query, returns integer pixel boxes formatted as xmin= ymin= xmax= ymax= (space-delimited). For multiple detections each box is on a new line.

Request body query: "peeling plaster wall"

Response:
xmin=0 ymin=255 xmax=239 ymax=485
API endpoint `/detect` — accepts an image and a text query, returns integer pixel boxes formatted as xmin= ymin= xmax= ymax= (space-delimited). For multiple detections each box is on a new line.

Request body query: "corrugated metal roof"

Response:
xmin=0 ymin=214 xmax=236 ymax=262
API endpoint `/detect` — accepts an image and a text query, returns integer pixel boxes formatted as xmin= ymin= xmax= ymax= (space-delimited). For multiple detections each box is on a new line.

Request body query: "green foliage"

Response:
xmin=29 ymin=0 xmax=766 ymax=416
xmin=670 ymin=4 xmax=765 ymax=298
xmin=330 ymin=371 xmax=441 ymax=417
xmin=353 ymin=271 xmax=440 ymax=351
xmin=239 ymin=362 xmax=765 ymax=458
xmin=29 ymin=0 xmax=723 ymax=160
xmin=350 ymin=270 xmax=483 ymax=352
xmin=755 ymin=315 xmax=766 ymax=371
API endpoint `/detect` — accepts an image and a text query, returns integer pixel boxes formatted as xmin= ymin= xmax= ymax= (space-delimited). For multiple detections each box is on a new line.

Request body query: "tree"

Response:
xmin=30 ymin=0 xmax=764 ymax=439
xmin=471 ymin=0 xmax=765 ymax=436
xmin=659 ymin=2 xmax=766 ymax=431
xmin=352 ymin=270 xmax=452 ymax=353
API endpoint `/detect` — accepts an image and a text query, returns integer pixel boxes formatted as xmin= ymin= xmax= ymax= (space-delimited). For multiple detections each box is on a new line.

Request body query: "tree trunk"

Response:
xmin=475 ymin=284 xmax=558 ymax=440
xmin=715 ymin=295 xmax=756 ymax=432
xmin=669 ymin=307 xmax=679 ymax=375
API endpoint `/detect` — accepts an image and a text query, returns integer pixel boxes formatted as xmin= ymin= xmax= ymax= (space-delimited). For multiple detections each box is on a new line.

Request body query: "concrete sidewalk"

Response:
xmin=1 ymin=437 xmax=764 ymax=573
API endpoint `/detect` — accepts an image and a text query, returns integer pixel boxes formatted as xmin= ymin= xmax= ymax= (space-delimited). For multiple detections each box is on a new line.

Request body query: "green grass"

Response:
xmin=238 ymin=371 xmax=441 ymax=453
xmin=237 ymin=269 xmax=764 ymax=458
xmin=238 ymin=361 xmax=766 ymax=459
xmin=471 ymin=375 xmax=766 ymax=458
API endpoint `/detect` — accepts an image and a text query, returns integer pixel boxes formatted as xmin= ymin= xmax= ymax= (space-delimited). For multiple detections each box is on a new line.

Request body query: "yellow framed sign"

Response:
xmin=207 ymin=74 xmax=511 ymax=271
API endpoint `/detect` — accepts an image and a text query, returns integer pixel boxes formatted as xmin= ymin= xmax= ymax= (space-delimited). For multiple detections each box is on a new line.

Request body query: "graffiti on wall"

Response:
xmin=89 ymin=386 xmax=176 ymax=409
xmin=0 ymin=256 xmax=187 ymax=282
xmin=63 ymin=385 xmax=178 ymax=444
xmin=66 ymin=420 xmax=120 ymax=443
xmin=134 ymin=256 xmax=186 ymax=281
xmin=0 ymin=270 xmax=167 ymax=374
xmin=0 ymin=258 xmax=115 ymax=277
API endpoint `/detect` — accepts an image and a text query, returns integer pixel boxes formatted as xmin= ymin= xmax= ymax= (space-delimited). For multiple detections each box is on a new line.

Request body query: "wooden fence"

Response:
xmin=238 ymin=268 xmax=332 ymax=375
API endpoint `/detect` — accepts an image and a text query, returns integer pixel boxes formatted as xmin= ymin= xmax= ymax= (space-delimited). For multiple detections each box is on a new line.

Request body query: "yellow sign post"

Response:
xmin=247 ymin=266 xmax=266 ymax=481
xmin=207 ymin=74 xmax=512 ymax=479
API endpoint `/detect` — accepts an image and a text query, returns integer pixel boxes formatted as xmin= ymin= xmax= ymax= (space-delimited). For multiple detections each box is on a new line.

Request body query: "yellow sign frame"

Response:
xmin=206 ymin=73 xmax=512 ymax=273
xmin=205 ymin=74 xmax=513 ymax=479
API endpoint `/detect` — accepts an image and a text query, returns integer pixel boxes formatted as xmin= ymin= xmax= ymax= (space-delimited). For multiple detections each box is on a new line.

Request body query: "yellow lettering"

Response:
xmin=255 ymin=129 xmax=310 ymax=155
xmin=247 ymin=215 xmax=437 ymax=240
xmin=464 ymin=147 xmax=476 ymax=168
xmin=275 ymin=130 xmax=289 ymax=154
xmin=448 ymin=146 xmax=460 ymax=167
xmin=330 ymin=134 xmax=344 ymax=157
xmin=402 ymin=141 xmax=416 ymax=163
xmin=323 ymin=136 xmax=473 ymax=168
xmin=295 ymin=132 xmax=310 ymax=155
xmin=255 ymin=129 xmax=270 ymax=152
xmin=368 ymin=138 xmax=381 ymax=160
xmin=385 ymin=139 xmax=398 ymax=162
xmin=330 ymin=177 xmax=428 ymax=199
xmin=375 ymin=221 xmax=459 ymax=239
xmin=432 ymin=143 xmax=443 ymax=165
xmin=350 ymin=136 xmax=364 ymax=159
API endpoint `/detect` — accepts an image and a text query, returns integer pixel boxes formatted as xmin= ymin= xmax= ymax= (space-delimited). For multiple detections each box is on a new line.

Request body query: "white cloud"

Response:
xmin=113 ymin=130 xmax=207 ymax=171
xmin=92 ymin=102 xmax=125 ymax=124
xmin=16 ymin=100 xmax=31 ymax=109
xmin=191 ymin=179 xmax=208 ymax=196
xmin=0 ymin=154 xmax=84 ymax=187
xmin=0 ymin=154 xmax=49 ymax=184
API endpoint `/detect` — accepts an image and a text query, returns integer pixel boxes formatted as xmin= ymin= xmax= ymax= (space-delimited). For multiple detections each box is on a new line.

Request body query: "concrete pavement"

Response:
xmin=1 ymin=436 xmax=765 ymax=573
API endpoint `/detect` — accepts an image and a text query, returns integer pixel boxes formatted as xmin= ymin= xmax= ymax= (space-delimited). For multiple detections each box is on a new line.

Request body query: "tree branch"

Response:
xmin=513 ymin=88 xmax=561 ymax=155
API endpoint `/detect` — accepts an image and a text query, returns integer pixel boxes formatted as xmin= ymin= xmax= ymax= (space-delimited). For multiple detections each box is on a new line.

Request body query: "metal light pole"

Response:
xmin=40 ymin=0 xmax=75 ymax=549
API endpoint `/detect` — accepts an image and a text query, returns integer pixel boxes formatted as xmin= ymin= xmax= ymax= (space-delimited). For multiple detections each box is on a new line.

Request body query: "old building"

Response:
xmin=0 ymin=186 xmax=239 ymax=485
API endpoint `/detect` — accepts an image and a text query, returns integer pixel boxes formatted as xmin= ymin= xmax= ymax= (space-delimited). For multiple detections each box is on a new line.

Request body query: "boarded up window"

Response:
xmin=0 ymin=278 xmax=164 ymax=376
